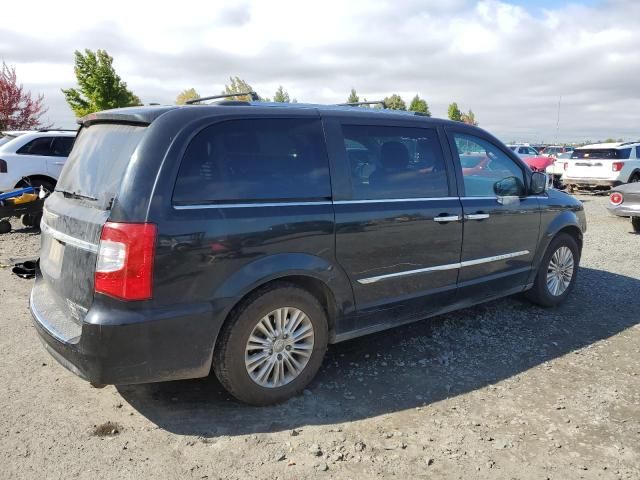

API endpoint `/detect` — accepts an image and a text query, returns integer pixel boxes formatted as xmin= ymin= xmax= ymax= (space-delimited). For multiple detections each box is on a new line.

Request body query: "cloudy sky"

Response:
xmin=1 ymin=0 xmax=638 ymax=142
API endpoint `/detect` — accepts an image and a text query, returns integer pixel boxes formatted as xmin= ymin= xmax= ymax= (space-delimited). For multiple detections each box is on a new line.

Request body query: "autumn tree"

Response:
xmin=222 ymin=77 xmax=257 ymax=101
xmin=461 ymin=109 xmax=478 ymax=125
xmin=384 ymin=94 xmax=406 ymax=110
xmin=408 ymin=94 xmax=431 ymax=116
xmin=347 ymin=88 xmax=359 ymax=104
xmin=0 ymin=61 xmax=49 ymax=130
xmin=176 ymin=88 xmax=200 ymax=105
xmin=62 ymin=49 xmax=140 ymax=117
xmin=273 ymin=86 xmax=291 ymax=103
xmin=448 ymin=102 xmax=463 ymax=121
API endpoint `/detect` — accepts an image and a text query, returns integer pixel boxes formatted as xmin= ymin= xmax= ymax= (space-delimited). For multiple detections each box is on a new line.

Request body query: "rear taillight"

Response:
xmin=95 ymin=222 xmax=156 ymax=301
xmin=612 ymin=162 xmax=624 ymax=172
xmin=0 ymin=159 xmax=7 ymax=173
xmin=563 ymin=162 xmax=568 ymax=171
xmin=610 ymin=192 xmax=624 ymax=206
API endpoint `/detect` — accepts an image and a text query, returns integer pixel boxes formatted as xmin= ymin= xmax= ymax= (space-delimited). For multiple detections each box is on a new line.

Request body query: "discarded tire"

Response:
xmin=0 ymin=220 xmax=11 ymax=234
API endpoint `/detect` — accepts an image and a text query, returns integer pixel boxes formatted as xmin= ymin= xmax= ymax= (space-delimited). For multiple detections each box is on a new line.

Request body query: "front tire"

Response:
xmin=632 ymin=216 xmax=640 ymax=233
xmin=213 ymin=283 xmax=328 ymax=406
xmin=525 ymin=233 xmax=580 ymax=307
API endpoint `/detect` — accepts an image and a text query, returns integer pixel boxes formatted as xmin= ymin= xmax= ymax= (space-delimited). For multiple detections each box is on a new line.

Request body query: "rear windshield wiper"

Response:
xmin=56 ymin=189 xmax=98 ymax=202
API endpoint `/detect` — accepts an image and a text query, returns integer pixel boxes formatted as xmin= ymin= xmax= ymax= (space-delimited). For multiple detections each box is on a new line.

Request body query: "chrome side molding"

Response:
xmin=357 ymin=250 xmax=530 ymax=285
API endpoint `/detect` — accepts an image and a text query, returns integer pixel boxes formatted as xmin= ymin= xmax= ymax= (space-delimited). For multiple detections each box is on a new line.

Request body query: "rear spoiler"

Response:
xmin=79 ymin=106 xmax=177 ymax=127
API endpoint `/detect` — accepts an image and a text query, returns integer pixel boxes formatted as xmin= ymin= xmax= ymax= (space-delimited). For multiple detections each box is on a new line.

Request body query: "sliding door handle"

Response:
xmin=433 ymin=215 xmax=460 ymax=223
xmin=464 ymin=213 xmax=490 ymax=221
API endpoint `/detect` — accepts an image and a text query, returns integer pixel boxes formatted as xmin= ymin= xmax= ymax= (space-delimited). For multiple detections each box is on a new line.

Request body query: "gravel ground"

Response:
xmin=0 ymin=194 xmax=638 ymax=480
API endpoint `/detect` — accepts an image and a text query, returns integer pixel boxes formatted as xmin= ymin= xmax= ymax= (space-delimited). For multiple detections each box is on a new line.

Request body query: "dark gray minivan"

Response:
xmin=31 ymin=100 xmax=586 ymax=405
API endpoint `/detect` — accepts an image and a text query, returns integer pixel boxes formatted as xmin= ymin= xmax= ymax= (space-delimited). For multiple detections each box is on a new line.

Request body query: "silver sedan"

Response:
xmin=607 ymin=182 xmax=640 ymax=232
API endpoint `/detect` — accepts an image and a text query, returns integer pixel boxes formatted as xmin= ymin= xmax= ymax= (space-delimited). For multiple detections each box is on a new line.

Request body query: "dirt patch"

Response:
xmin=91 ymin=422 xmax=122 ymax=437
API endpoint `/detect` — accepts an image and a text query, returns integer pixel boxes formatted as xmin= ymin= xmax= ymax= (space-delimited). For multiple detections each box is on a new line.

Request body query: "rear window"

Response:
xmin=571 ymin=148 xmax=631 ymax=160
xmin=173 ymin=118 xmax=331 ymax=205
xmin=56 ymin=124 xmax=146 ymax=204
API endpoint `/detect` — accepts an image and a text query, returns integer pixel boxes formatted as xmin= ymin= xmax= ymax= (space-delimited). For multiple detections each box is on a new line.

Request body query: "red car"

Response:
xmin=524 ymin=155 xmax=555 ymax=172
xmin=461 ymin=153 xmax=554 ymax=174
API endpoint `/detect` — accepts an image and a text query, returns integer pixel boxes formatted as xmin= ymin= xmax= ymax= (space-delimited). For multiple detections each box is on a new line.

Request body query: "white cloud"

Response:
xmin=1 ymin=0 xmax=638 ymax=142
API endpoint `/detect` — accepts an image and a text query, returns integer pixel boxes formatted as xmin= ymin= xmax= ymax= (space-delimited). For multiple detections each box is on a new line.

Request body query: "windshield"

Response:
xmin=571 ymin=148 xmax=631 ymax=160
xmin=56 ymin=123 xmax=147 ymax=205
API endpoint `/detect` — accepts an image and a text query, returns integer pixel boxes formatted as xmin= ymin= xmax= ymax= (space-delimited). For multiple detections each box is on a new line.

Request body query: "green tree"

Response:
xmin=62 ymin=49 xmax=140 ymax=117
xmin=347 ymin=88 xmax=359 ymax=104
xmin=384 ymin=94 xmax=406 ymax=110
xmin=408 ymin=94 xmax=431 ymax=116
xmin=175 ymin=88 xmax=200 ymax=105
xmin=448 ymin=102 xmax=463 ymax=121
xmin=222 ymin=76 xmax=256 ymax=101
xmin=273 ymin=85 xmax=291 ymax=103
xmin=461 ymin=109 xmax=478 ymax=125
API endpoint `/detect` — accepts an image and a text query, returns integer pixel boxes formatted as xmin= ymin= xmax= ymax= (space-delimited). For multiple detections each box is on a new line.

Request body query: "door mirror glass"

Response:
xmin=530 ymin=171 xmax=547 ymax=195
xmin=493 ymin=176 xmax=524 ymax=197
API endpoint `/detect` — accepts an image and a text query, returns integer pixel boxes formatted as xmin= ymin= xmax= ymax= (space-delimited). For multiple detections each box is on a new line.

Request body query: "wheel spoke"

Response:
xmin=246 ymin=334 xmax=270 ymax=350
xmin=246 ymin=351 xmax=270 ymax=373
xmin=256 ymin=316 xmax=276 ymax=338
xmin=272 ymin=357 xmax=281 ymax=386
xmin=286 ymin=310 xmax=304 ymax=335
xmin=284 ymin=351 xmax=304 ymax=373
xmin=282 ymin=352 xmax=298 ymax=375
xmin=289 ymin=310 xmax=307 ymax=335
xmin=256 ymin=356 xmax=276 ymax=383
xmin=292 ymin=346 xmax=312 ymax=359
xmin=293 ymin=324 xmax=313 ymax=341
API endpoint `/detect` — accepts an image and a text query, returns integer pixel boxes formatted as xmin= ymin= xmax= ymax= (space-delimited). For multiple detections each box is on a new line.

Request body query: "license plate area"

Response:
xmin=41 ymin=235 xmax=64 ymax=279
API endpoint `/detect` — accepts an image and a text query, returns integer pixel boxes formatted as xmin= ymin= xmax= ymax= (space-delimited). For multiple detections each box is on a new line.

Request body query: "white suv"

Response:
xmin=0 ymin=130 xmax=77 ymax=192
xmin=563 ymin=142 xmax=640 ymax=191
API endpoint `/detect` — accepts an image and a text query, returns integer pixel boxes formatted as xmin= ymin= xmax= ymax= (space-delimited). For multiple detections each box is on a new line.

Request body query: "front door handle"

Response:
xmin=433 ymin=215 xmax=460 ymax=223
xmin=464 ymin=213 xmax=490 ymax=221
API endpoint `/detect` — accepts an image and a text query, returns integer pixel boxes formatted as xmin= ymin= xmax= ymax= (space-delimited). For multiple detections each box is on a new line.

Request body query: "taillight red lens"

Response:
xmin=612 ymin=162 xmax=624 ymax=172
xmin=563 ymin=162 xmax=568 ymax=171
xmin=610 ymin=192 xmax=624 ymax=206
xmin=0 ymin=159 xmax=7 ymax=173
xmin=95 ymin=222 xmax=156 ymax=301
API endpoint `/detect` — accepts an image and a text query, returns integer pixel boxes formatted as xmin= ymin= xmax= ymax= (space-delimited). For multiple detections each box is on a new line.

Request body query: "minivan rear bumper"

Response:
xmin=30 ymin=276 xmax=220 ymax=385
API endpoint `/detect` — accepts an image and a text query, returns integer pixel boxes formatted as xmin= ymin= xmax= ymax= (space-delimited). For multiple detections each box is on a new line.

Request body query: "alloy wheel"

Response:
xmin=546 ymin=246 xmax=574 ymax=296
xmin=244 ymin=307 xmax=314 ymax=388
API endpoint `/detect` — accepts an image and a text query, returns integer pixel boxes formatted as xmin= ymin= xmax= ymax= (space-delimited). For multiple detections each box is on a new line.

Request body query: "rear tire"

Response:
xmin=0 ymin=220 xmax=11 ymax=234
xmin=213 ymin=283 xmax=328 ymax=406
xmin=632 ymin=216 xmax=640 ymax=233
xmin=525 ymin=233 xmax=580 ymax=307
xmin=18 ymin=178 xmax=55 ymax=194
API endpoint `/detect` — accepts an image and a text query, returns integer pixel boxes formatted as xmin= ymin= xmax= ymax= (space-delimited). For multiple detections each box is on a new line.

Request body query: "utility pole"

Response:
xmin=555 ymin=96 xmax=562 ymax=144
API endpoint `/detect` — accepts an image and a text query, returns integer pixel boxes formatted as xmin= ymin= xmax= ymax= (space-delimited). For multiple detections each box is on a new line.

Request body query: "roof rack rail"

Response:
xmin=37 ymin=128 xmax=77 ymax=132
xmin=337 ymin=100 xmax=387 ymax=108
xmin=619 ymin=140 xmax=640 ymax=146
xmin=186 ymin=91 xmax=260 ymax=105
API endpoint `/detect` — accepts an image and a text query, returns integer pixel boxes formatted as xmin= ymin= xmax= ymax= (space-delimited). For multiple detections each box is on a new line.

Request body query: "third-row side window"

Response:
xmin=341 ymin=125 xmax=449 ymax=200
xmin=174 ymin=118 xmax=331 ymax=204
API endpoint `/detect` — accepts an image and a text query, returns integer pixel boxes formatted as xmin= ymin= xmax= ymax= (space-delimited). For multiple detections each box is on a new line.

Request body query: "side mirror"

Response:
xmin=529 ymin=171 xmax=547 ymax=195
xmin=494 ymin=176 xmax=525 ymax=197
